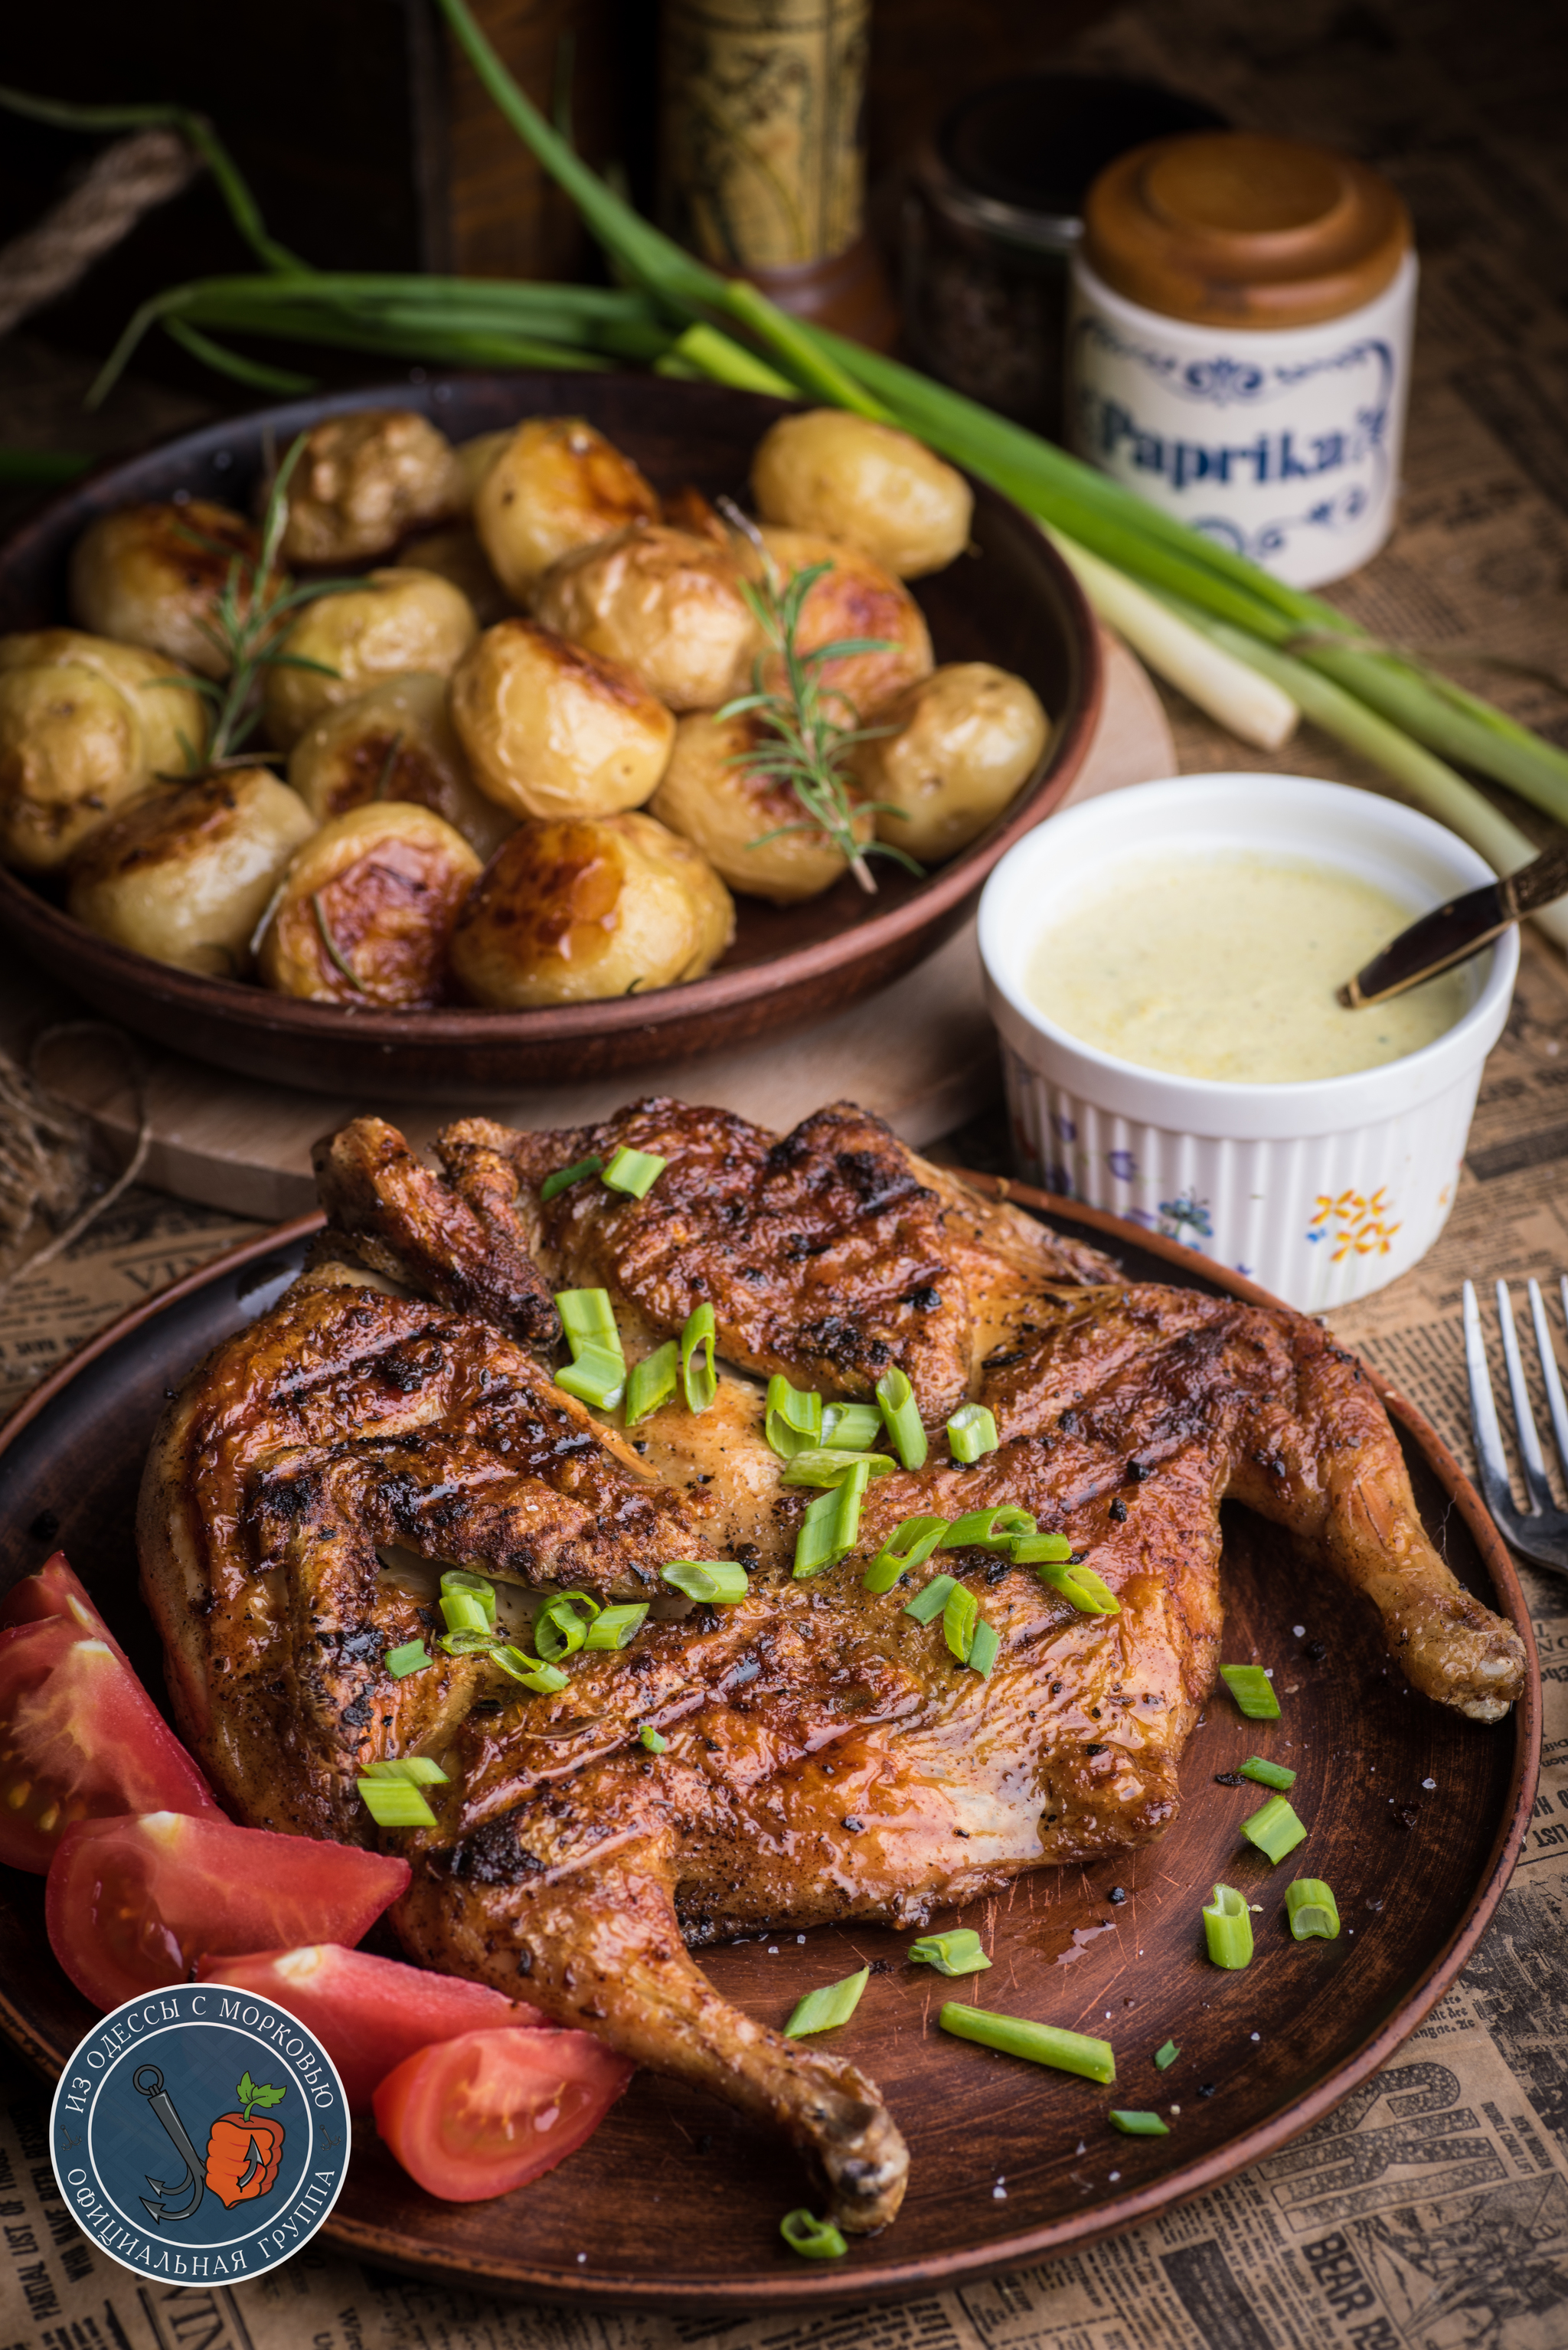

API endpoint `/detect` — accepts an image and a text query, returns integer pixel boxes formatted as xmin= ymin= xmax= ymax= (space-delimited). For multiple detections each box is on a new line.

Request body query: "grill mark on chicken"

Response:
xmin=139 ymin=1103 xmax=1525 ymax=2238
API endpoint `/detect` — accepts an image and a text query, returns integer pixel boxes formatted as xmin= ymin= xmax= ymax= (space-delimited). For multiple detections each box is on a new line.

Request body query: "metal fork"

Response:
xmin=1462 ymin=1276 xmax=1568 ymax=1575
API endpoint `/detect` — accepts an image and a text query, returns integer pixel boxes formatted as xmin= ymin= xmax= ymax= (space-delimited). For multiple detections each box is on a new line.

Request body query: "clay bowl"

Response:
xmin=0 ymin=374 xmax=1101 ymax=1100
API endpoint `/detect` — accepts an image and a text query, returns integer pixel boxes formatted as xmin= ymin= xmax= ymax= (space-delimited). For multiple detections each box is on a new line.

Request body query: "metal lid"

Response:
xmin=1083 ymin=130 xmax=1411 ymax=326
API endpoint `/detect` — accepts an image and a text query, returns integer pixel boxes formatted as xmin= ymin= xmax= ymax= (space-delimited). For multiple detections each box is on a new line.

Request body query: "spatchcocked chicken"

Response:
xmin=139 ymin=1099 xmax=1526 ymax=2234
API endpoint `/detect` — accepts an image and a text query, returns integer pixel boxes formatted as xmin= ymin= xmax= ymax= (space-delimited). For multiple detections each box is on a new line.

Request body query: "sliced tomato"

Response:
xmin=0 ymin=1618 xmax=219 ymax=1874
xmin=198 ymin=1944 xmax=547 ymax=2111
xmin=46 ymin=1812 xmax=410 ymax=2012
xmin=372 ymin=2025 xmax=632 ymax=2202
xmin=0 ymin=1551 xmax=130 ymax=1665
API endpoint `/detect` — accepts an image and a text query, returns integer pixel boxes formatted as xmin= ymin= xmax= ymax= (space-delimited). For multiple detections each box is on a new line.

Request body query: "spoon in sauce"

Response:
xmin=1339 ymin=838 xmax=1568 ymax=1008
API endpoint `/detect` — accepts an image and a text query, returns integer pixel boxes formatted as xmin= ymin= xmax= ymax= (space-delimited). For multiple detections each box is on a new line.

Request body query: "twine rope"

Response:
xmin=0 ymin=127 xmax=198 ymax=337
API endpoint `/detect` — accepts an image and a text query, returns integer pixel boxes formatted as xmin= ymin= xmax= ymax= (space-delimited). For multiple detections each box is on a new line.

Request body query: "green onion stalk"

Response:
xmin=11 ymin=26 xmax=1567 ymax=936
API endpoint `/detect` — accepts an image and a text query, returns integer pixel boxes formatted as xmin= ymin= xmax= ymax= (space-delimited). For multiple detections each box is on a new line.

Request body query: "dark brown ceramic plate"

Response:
xmin=0 ymin=375 xmax=1101 ymax=1100
xmin=0 ymin=1187 xmax=1537 ymax=2314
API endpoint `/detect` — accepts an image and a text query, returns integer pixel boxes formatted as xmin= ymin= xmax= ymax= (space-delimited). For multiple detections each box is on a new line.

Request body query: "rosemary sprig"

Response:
xmin=167 ymin=433 xmax=355 ymax=768
xmin=715 ymin=501 xmax=920 ymax=896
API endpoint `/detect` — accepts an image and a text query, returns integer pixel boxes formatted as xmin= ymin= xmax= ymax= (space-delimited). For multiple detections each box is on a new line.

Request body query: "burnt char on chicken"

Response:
xmin=139 ymin=1098 xmax=1526 ymax=2234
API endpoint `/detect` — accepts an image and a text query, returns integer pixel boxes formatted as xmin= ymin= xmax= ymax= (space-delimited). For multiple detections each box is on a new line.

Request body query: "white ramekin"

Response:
xmin=978 ymin=774 xmax=1517 ymax=1311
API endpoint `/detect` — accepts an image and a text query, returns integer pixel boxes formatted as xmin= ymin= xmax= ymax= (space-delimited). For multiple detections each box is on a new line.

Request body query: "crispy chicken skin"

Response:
xmin=139 ymin=1100 xmax=1525 ymax=2235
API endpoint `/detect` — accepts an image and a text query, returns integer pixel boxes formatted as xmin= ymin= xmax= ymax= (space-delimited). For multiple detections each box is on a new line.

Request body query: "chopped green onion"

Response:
xmin=488 ymin=1646 xmax=570 ymax=1694
xmin=586 ymin=1603 xmax=648 ymax=1650
xmin=557 ymin=1345 xmax=627 ymax=1410
xmin=357 ymin=1777 xmax=436 ymax=1828
xmin=602 ymin=1144 xmax=667 ymax=1198
xmin=639 ymin=1724 xmax=668 ymax=1753
xmin=540 ymin=1154 xmax=603 ymax=1202
xmin=903 ymin=1572 xmax=958 ymax=1625
xmin=779 ymin=2209 xmax=847 ymax=2260
xmin=1240 ymin=1756 xmax=1297 ymax=1790
xmin=1220 ymin=1665 xmax=1280 ymax=1720
xmin=1285 ymin=1878 xmax=1341 ymax=1940
xmin=939 ymin=2004 xmax=1116 ymax=2083
xmin=792 ymin=1458 xmax=871 ymax=1577
xmin=942 ymin=1506 xmax=1037 ymax=1551
xmin=967 ymin=1620 xmax=1001 ymax=1678
xmin=662 ymin=1558 xmax=750 ymax=1603
xmin=947 ymin=1404 xmax=998 ymax=1463
xmin=781 ymin=1446 xmax=897 ymax=1487
xmin=1202 ymin=1882 xmax=1254 ymax=1969
xmin=1036 ymin=1560 xmax=1122 ymax=1616
xmin=384 ymin=1640 xmax=430 ymax=1679
xmin=1155 ymin=2039 xmax=1179 ymax=2071
xmin=908 ymin=1928 xmax=991 ymax=1976
xmin=555 ymin=1287 xmax=622 ymax=1358
xmin=876 ymin=1367 xmax=927 ymax=1471
xmin=783 ymin=1965 xmax=870 ymax=2038
xmin=1009 ymin=1531 xmax=1072 ymax=1564
xmin=439 ymin=1627 xmax=503 ymax=1657
xmin=534 ymin=1591 xmax=599 ymax=1661
xmin=680 ymin=1302 xmax=717 ymax=1413
xmin=1109 ymin=2110 xmax=1170 ymax=2136
xmin=765 ymin=1374 xmax=822 ymax=1458
xmin=439 ymin=1588 xmax=492 ymax=1638
xmin=439 ymin=1568 xmax=496 ymax=1624
xmin=360 ymin=1756 xmax=449 ymax=1783
xmin=821 ymin=1402 xmax=883 ymax=1450
xmin=864 ymin=1514 xmax=947 ymax=1593
xmin=1241 ymin=1795 xmax=1307 ymax=1865
xmin=624 ymin=1340 xmax=678 ymax=1424
xmin=942 ymin=1582 xmax=979 ymax=1663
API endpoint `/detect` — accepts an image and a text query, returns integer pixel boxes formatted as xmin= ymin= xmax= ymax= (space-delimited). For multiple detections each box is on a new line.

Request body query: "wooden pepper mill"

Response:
xmin=659 ymin=0 xmax=897 ymax=347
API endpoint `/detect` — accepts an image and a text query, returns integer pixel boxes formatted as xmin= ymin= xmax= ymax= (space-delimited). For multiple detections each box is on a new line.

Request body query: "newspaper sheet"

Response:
xmin=3 ymin=0 xmax=1568 ymax=2339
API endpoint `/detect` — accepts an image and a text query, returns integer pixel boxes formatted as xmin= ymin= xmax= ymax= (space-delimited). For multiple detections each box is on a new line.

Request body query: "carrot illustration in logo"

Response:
xmin=204 ymin=2073 xmax=286 ymax=2208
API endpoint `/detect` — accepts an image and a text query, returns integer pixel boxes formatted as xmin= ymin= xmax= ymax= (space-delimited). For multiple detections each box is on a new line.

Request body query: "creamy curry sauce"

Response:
xmin=1026 ymin=852 xmax=1468 ymax=1083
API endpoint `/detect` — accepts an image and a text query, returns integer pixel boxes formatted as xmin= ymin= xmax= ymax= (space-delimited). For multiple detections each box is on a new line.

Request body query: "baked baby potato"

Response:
xmin=449 ymin=618 xmax=675 ymax=822
xmin=752 ymin=410 xmax=972 ymax=579
xmin=67 ymin=768 xmax=314 ymax=976
xmin=279 ymin=409 xmax=462 ymax=566
xmin=531 ymin=525 xmax=758 ymax=713
xmin=287 ymin=673 xmax=516 ymax=860
xmin=0 ymin=629 xmax=205 ymax=874
xmin=69 ymin=498 xmax=276 ymax=679
xmin=753 ymin=527 xmax=933 ymax=720
xmin=450 ymin=811 xmax=733 ymax=1007
xmin=851 ymin=662 xmax=1047 ymax=861
xmin=648 ymin=710 xmax=872 ymax=903
xmin=473 ymin=416 xmax=661 ymax=600
xmin=261 ymin=568 xmax=479 ymax=749
xmin=258 ymin=801 xmax=481 ymax=1008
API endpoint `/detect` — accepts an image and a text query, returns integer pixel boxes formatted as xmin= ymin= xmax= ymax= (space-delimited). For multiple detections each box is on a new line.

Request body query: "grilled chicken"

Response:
xmin=139 ymin=1099 xmax=1526 ymax=2234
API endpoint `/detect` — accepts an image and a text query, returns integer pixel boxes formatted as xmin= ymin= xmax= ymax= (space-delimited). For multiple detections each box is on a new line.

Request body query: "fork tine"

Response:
xmin=1496 ymin=1279 xmax=1555 ymax=1515
xmin=1465 ymin=1280 xmax=1522 ymax=1530
xmin=1531 ymin=1277 xmax=1568 ymax=1484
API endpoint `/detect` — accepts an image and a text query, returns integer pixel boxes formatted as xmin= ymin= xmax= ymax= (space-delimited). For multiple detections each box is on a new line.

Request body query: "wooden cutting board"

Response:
xmin=1 ymin=632 xmax=1173 ymax=1219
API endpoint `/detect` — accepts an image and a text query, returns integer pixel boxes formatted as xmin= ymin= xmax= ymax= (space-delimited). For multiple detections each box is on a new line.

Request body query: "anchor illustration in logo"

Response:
xmin=132 ymin=2064 xmax=287 ymax=2223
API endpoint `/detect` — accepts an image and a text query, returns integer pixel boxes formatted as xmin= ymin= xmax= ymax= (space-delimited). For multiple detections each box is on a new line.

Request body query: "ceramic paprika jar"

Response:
xmin=1067 ymin=131 xmax=1416 ymax=587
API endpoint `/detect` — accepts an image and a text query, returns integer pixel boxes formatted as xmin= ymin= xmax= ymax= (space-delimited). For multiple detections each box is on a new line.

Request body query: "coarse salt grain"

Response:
xmin=1250 ymin=2031 xmax=1261 ymax=2041
xmin=1422 ymin=1777 xmax=1436 ymax=1789
xmin=1109 ymin=2171 xmax=1121 ymax=2182
xmin=1292 ymin=1624 xmax=1305 ymax=1637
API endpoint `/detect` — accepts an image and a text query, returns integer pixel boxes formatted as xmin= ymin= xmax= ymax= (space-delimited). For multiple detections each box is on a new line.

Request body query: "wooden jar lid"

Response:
xmin=1083 ymin=131 xmax=1410 ymax=327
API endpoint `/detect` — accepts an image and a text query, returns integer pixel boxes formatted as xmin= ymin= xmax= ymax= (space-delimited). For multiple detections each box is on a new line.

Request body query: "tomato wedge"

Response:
xmin=1 ymin=1551 xmax=130 ymax=1665
xmin=46 ymin=1812 xmax=410 ymax=2012
xmin=0 ymin=1618 xmax=219 ymax=1873
xmin=372 ymin=2025 xmax=632 ymax=2201
xmin=199 ymin=1944 xmax=547 ymax=2111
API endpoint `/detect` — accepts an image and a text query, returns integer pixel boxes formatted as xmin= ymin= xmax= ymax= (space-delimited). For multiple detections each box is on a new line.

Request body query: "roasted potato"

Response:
xmin=753 ymin=527 xmax=933 ymax=719
xmin=449 ymin=618 xmax=675 ymax=823
xmin=452 ymin=430 xmax=511 ymax=506
xmin=850 ymin=662 xmax=1048 ymax=861
xmin=394 ymin=525 xmax=512 ymax=627
xmin=752 ymin=410 xmax=973 ymax=578
xmin=68 ymin=498 xmax=278 ymax=678
xmin=648 ymin=711 xmax=872 ymax=903
xmin=287 ymin=674 xmax=516 ymax=861
xmin=261 ymin=569 xmax=479 ymax=750
xmin=0 ymin=629 xmax=205 ymax=874
xmin=450 ymin=811 xmax=733 ymax=1008
xmin=258 ymin=802 xmax=481 ymax=1008
xmin=67 ymin=769 xmax=315 ymax=977
xmin=531 ymin=525 xmax=759 ymax=712
xmin=279 ymin=409 xmax=462 ymax=566
xmin=473 ymin=417 xmax=661 ymax=600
